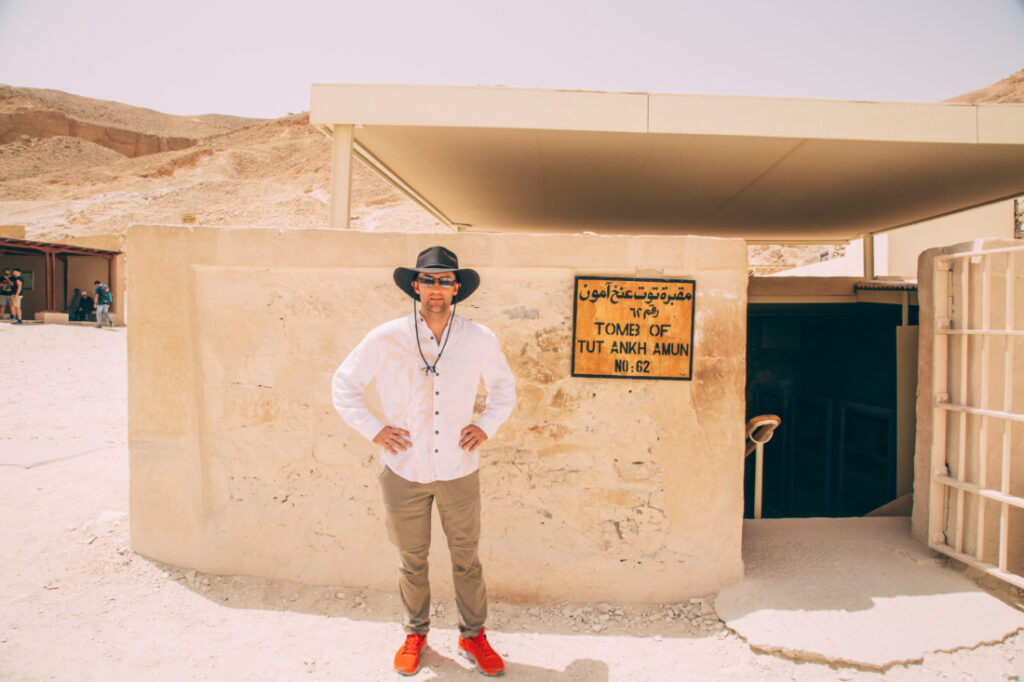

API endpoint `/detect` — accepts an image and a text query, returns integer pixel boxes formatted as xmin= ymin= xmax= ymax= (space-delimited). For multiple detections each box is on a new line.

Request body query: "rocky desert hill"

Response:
xmin=946 ymin=68 xmax=1024 ymax=104
xmin=0 ymin=85 xmax=257 ymax=157
xmin=0 ymin=84 xmax=443 ymax=244
xmin=1 ymin=71 xmax=1021 ymax=265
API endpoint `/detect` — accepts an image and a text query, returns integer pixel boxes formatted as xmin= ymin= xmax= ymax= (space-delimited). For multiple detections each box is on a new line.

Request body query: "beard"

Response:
xmin=422 ymin=297 xmax=451 ymax=315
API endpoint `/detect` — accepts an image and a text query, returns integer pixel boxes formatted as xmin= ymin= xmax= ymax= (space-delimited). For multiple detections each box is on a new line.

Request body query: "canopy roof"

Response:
xmin=311 ymin=85 xmax=1024 ymax=241
xmin=0 ymin=236 xmax=119 ymax=257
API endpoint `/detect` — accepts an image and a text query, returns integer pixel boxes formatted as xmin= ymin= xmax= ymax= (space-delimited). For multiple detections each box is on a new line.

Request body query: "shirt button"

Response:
xmin=435 ymin=430 xmax=439 ymax=434
xmin=435 ymin=411 xmax=439 ymax=415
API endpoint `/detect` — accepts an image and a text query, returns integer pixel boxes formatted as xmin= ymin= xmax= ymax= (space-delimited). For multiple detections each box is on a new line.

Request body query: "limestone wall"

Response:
xmin=127 ymin=226 xmax=748 ymax=602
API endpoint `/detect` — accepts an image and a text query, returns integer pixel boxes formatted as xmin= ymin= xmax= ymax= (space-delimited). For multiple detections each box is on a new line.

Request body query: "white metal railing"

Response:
xmin=746 ymin=414 xmax=781 ymax=519
xmin=930 ymin=244 xmax=1024 ymax=590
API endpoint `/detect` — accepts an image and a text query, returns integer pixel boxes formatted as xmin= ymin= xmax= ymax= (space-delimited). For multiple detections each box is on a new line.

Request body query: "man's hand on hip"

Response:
xmin=373 ymin=426 xmax=412 ymax=453
xmin=459 ymin=425 xmax=488 ymax=452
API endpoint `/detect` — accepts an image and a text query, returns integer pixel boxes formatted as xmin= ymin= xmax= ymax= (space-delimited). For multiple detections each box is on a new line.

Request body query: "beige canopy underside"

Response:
xmin=311 ymin=84 xmax=1024 ymax=240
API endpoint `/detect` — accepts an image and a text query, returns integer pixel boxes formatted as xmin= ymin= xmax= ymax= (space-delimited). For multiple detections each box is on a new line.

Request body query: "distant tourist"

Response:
xmin=66 ymin=288 xmax=83 ymax=320
xmin=9 ymin=268 xmax=24 ymax=324
xmin=332 ymin=246 xmax=516 ymax=677
xmin=77 ymin=288 xmax=95 ymax=321
xmin=93 ymin=280 xmax=113 ymax=327
xmin=0 ymin=268 xmax=13 ymax=320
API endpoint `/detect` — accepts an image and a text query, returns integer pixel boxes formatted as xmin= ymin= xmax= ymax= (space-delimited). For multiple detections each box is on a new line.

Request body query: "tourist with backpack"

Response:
xmin=94 ymin=280 xmax=113 ymax=327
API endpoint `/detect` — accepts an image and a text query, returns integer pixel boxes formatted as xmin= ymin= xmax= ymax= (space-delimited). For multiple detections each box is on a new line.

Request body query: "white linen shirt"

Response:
xmin=332 ymin=311 xmax=516 ymax=483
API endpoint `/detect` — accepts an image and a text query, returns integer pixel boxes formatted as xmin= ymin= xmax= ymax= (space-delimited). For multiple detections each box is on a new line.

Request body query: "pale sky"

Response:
xmin=1 ymin=0 xmax=1022 ymax=118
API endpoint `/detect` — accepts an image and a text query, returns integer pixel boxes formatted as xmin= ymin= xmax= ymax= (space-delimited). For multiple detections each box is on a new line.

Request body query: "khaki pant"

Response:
xmin=379 ymin=466 xmax=486 ymax=638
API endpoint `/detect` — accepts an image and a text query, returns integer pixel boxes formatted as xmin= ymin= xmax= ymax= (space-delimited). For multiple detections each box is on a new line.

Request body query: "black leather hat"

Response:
xmin=393 ymin=246 xmax=480 ymax=303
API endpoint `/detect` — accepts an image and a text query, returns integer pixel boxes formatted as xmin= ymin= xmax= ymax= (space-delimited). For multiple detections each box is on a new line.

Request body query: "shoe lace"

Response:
xmin=469 ymin=631 xmax=496 ymax=657
xmin=401 ymin=635 xmax=424 ymax=654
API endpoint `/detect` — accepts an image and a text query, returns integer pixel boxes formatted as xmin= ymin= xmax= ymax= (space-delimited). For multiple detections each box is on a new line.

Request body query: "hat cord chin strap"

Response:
xmin=413 ymin=298 xmax=456 ymax=376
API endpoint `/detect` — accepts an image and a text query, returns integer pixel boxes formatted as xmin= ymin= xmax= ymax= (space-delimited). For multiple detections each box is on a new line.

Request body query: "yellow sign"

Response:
xmin=571 ymin=276 xmax=695 ymax=380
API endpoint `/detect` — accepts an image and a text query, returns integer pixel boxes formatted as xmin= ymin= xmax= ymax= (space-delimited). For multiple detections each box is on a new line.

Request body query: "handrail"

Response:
xmin=745 ymin=414 xmax=781 ymax=519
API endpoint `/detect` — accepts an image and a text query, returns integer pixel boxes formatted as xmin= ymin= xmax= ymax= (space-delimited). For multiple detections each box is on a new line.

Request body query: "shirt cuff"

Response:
xmin=472 ymin=415 xmax=500 ymax=439
xmin=355 ymin=415 xmax=388 ymax=443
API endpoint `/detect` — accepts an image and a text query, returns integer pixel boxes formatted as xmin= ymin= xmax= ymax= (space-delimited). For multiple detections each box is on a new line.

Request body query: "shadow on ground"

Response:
xmin=416 ymin=647 xmax=609 ymax=681
xmin=144 ymin=555 xmax=722 ymax=642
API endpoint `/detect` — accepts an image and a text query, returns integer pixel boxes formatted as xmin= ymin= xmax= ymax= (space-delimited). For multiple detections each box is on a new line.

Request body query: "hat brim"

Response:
xmin=394 ymin=266 xmax=480 ymax=303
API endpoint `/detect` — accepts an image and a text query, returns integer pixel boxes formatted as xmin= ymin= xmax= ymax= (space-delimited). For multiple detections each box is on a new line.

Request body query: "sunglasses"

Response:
xmin=417 ymin=275 xmax=457 ymax=288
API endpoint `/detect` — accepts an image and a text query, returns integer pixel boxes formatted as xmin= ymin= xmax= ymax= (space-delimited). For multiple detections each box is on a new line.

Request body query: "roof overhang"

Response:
xmin=0 ymin=236 xmax=120 ymax=257
xmin=310 ymin=84 xmax=1024 ymax=241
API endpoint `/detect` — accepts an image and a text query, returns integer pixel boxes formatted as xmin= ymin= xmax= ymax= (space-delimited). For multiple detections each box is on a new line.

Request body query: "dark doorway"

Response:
xmin=744 ymin=302 xmax=918 ymax=518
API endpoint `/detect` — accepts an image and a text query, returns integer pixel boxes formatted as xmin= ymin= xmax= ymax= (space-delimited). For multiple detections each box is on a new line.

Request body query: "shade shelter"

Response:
xmin=310 ymin=85 xmax=1024 ymax=259
xmin=0 ymin=236 xmax=121 ymax=322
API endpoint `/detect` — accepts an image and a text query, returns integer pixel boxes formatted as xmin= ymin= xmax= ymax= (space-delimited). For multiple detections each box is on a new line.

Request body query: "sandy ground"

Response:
xmin=2 ymin=323 xmax=1023 ymax=681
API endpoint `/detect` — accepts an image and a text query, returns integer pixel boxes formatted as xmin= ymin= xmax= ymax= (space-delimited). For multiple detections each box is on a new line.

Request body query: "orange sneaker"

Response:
xmin=393 ymin=633 xmax=427 ymax=676
xmin=458 ymin=628 xmax=505 ymax=676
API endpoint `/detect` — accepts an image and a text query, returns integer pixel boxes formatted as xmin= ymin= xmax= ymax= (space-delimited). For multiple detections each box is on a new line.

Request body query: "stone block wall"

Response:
xmin=127 ymin=226 xmax=748 ymax=602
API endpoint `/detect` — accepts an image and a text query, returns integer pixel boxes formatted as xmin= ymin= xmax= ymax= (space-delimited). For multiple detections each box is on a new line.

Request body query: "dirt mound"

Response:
xmin=946 ymin=68 xmax=1024 ymax=104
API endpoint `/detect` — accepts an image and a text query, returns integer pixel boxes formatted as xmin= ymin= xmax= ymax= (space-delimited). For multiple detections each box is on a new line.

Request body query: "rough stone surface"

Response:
xmin=127 ymin=226 xmax=748 ymax=603
xmin=717 ymin=517 xmax=1024 ymax=669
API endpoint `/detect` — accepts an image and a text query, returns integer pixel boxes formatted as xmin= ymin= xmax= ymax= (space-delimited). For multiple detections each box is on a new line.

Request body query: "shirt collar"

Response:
xmin=414 ymin=309 xmax=457 ymax=331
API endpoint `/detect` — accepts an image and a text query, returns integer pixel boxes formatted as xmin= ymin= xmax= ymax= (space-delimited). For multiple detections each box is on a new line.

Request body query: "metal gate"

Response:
xmin=929 ymin=243 xmax=1024 ymax=589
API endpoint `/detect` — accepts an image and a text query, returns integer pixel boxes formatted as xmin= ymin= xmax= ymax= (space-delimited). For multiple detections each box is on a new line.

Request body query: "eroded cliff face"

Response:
xmin=0 ymin=83 xmax=264 ymax=159
xmin=0 ymin=109 xmax=197 ymax=157
xmin=0 ymin=84 xmax=443 ymax=239
xmin=0 ymin=84 xmax=259 ymax=138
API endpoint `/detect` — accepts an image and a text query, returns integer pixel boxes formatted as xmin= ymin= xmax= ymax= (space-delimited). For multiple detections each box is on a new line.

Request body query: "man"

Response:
xmin=9 ymin=268 xmax=24 ymax=324
xmin=94 ymin=280 xmax=113 ymax=327
xmin=332 ymin=246 xmax=515 ymax=677
xmin=65 ymin=288 xmax=84 ymax=321
xmin=77 ymin=288 xmax=95 ymax=323
xmin=0 ymin=268 xmax=13 ymax=320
